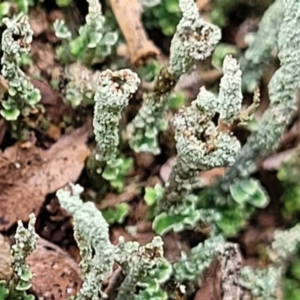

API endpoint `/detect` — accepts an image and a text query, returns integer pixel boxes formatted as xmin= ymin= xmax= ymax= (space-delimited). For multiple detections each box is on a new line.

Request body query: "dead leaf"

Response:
xmin=197 ymin=0 xmax=210 ymax=11
xmin=160 ymin=157 xmax=175 ymax=183
xmin=27 ymin=237 xmax=83 ymax=300
xmin=194 ymin=258 xmax=221 ymax=300
xmin=199 ymin=167 xmax=225 ymax=187
xmin=0 ymin=234 xmax=12 ymax=282
xmin=0 ymin=123 xmax=91 ymax=230
xmin=29 ymin=9 xmax=48 ymax=37
xmin=262 ymin=148 xmax=296 ymax=171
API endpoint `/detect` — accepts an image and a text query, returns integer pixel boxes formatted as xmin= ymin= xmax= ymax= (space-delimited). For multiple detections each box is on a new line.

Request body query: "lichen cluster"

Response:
xmin=127 ymin=0 xmax=221 ymax=154
xmin=1 ymin=14 xmax=41 ymax=120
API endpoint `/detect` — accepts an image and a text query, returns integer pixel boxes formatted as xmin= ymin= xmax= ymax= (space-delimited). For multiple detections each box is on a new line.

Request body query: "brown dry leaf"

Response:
xmin=194 ymin=258 xmax=222 ymax=300
xmin=0 ymin=234 xmax=13 ymax=281
xmin=197 ymin=0 xmax=210 ymax=10
xmin=262 ymin=148 xmax=296 ymax=171
xmin=0 ymin=123 xmax=91 ymax=230
xmin=29 ymin=9 xmax=48 ymax=37
xmin=27 ymin=238 xmax=83 ymax=300
xmin=199 ymin=167 xmax=226 ymax=187
xmin=160 ymin=157 xmax=175 ymax=183
xmin=109 ymin=0 xmax=160 ymax=65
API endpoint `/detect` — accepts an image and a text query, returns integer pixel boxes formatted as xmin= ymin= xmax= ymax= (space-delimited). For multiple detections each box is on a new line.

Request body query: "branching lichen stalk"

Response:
xmin=241 ymin=0 xmax=283 ymax=92
xmin=10 ymin=213 xmax=37 ymax=294
xmin=212 ymin=0 xmax=300 ymax=205
xmin=115 ymin=237 xmax=164 ymax=300
xmin=173 ymin=235 xmax=225 ymax=282
xmin=240 ymin=224 xmax=300 ymax=299
xmin=127 ymin=0 xmax=221 ymax=154
xmin=1 ymin=14 xmax=41 ymax=120
xmin=57 ymin=184 xmax=114 ymax=299
xmin=161 ymin=56 xmax=242 ymax=209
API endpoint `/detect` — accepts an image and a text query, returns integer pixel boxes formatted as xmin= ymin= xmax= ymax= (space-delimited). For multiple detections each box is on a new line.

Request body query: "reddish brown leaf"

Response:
xmin=0 ymin=123 xmax=91 ymax=230
xmin=27 ymin=238 xmax=83 ymax=300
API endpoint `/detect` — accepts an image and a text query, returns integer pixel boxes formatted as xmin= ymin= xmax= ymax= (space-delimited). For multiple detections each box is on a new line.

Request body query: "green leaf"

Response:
xmin=102 ymin=203 xmax=129 ymax=224
xmin=16 ymin=280 xmax=32 ymax=291
xmin=144 ymin=187 xmax=157 ymax=206
xmin=168 ymin=92 xmax=185 ymax=109
xmin=0 ymin=2 xmax=10 ymax=17
xmin=216 ymin=208 xmax=246 ymax=237
xmin=102 ymin=167 xmax=117 ymax=181
xmin=102 ymin=32 xmax=118 ymax=46
xmin=1 ymin=107 xmax=20 ymax=121
xmin=70 ymin=36 xmax=86 ymax=58
xmin=153 ymin=212 xmax=184 ymax=235
xmin=165 ymin=0 xmax=179 ymax=13
xmin=230 ymin=181 xmax=250 ymax=204
xmin=250 ymin=185 xmax=269 ymax=208
xmin=20 ymin=269 xmax=32 ymax=281
xmin=56 ymin=0 xmax=72 ymax=7
xmin=0 ymin=281 xmax=9 ymax=299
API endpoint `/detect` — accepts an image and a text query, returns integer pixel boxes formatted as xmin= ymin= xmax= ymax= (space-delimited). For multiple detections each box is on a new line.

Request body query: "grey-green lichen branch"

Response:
xmin=161 ymin=56 xmax=242 ymax=210
xmin=241 ymin=0 xmax=283 ymax=92
xmin=57 ymin=184 xmax=114 ymax=299
xmin=115 ymin=237 xmax=164 ymax=300
xmin=240 ymin=224 xmax=300 ymax=299
xmin=127 ymin=0 xmax=221 ymax=154
xmin=62 ymin=63 xmax=100 ymax=107
xmin=53 ymin=0 xmax=118 ymax=65
xmin=210 ymin=0 xmax=300 ymax=207
xmin=93 ymin=69 xmax=140 ymax=166
xmin=57 ymin=184 xmax=164 ymax=300
xmin=1 ymin=13 xmax=41 ymax=121
xmin=9 ymin=213 xmax=37 ymax=299
xmin=173 ymin=234 xmax=225 ymax=283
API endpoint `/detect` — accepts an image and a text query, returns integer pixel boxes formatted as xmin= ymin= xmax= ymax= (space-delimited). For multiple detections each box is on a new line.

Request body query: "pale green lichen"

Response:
xmin=239 ymin=224 xmax=300 ymax=300
xmin=173 ymin=235 xmax=225 ymax=282
xmin=10 ymin=213 xmax=37 ymax=298
xmin=54 ymin=0 xmax=118 ymax=65
xmin=240 ymin=266 xmax=280 ymax=300
xmin=93 ymin=69 xmax=140 ymax=165
xmin=115 ymin=236 xmax=164 ymax=300
xmin=239 ymin=224 xmax=300 ymax=299
xmin=56 ymin=184 xmax=114 ymax=299
xmin=127 ymin=0 xmax=221 ymax=154
xmin=168 ymin=0 xmax=221 ymax=76
xmin=1 ymin=14 xmax=41 ymax=120
xmin=161 ymin=56 xmax=241 ymax=209
xmin=270 ymin=223 xmax=300 ymax=264
xmin=135 ymin=258 xmax=172 ymax=300
xmin=218 ymin=55 xmax=243 ymax=124
xmin=57 ymin=184 xmax=167 ymax=299
xmin=241 ymin=0 xmax=283 ymax=92
xmin=62 ymin=63 xmax=100 ymax=107
xmin=211 ymin=0 xmax=300 ymax=209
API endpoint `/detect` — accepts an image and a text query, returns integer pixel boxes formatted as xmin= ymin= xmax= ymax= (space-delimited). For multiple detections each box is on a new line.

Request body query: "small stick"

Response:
xmin=109 ymin=0 xmax=160 ymax=65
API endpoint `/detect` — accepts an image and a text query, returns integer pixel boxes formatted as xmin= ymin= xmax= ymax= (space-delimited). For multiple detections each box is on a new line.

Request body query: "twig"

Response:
xmin=109 ymin=0 xmax=160 ymax=65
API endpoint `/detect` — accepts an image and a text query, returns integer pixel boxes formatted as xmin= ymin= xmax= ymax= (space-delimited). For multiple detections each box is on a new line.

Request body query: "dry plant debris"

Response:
xmin=109 ymin=0 xmax=160 ymax=65
xmin=0 ymin=123 xmax=91 ymax=230
xmin=27 ymin=238 xmax=83 ymax=300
